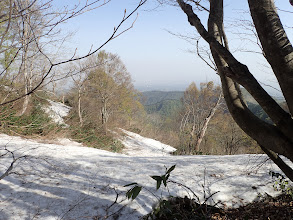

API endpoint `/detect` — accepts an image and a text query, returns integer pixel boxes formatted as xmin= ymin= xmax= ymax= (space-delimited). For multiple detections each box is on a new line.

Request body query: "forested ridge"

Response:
xmin=141 ymin=89 xmax=283 ymax=123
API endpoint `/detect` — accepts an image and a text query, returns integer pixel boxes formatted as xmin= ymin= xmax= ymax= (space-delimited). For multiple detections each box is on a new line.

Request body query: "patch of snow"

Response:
xmin=0 ymin=132 xmax=291 ymax=220
xmin=42 ymin=100 xmax=71 ymax=127
xmin=120 ymin=129 xmax=177 ymax=156
xmin=57 ymin=138 xmax=84 ymax=147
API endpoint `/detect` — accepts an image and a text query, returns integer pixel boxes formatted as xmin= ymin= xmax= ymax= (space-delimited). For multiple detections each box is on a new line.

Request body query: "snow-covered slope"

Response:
xmin=120 ymin=129 xmax=176 ymax=156
xmin=0 ymin=132 xmax=289 ymax=220
xmin=42 ymin=100 xmax=71 ymax=127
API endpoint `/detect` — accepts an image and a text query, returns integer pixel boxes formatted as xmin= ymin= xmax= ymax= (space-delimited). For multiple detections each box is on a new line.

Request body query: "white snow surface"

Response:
xmin=120 ymin=129 xmax=177 ymax=156
xmin=42 ymin=100 xmax=71 ymax=126
xmin=0 ymin=132 xmax=290 ymax=220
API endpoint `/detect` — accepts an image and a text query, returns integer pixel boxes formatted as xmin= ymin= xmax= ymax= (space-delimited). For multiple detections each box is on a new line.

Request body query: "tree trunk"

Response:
xmin=19 ymin=0 xmax=30 ymax=117
xmin=176 ymin=0 xmax=293 ymax=181
xmin=19 ymin=41 xmax=29 ymax=116
xmin=248 ymin=0 xmax=293 ymax=115
xmin=78 ymin=87 xmax=83 ymax=126
xmin=195 ymin=93 xmax=222 ymax=151
xmin=261 ymin=145 xmax=293 ymax=182
xmin=101 ymin=100 xmax=108 ymax=134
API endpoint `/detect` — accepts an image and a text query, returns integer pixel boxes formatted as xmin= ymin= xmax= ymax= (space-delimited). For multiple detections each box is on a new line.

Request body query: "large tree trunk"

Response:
xmin=18 ymin=0 xmax=30 ymax=117
xmin=177 ymin=0 xmax=293 ymax=181
xmin=248 ymin=0 xmax=293 ymax=115
xmin=261 ymin=145 xmax=293 ymax=182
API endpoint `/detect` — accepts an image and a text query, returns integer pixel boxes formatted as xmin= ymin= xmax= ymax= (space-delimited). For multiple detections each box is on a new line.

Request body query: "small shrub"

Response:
xmin=125 ymin=165 xmax=220 ymax=219
xmin=68 ymin=125 xmax=123 ymax=152
xmin=0 ymin=97 xmax=59 ymax=136
xmin=270 ymin=171 xmax=293 ymax=199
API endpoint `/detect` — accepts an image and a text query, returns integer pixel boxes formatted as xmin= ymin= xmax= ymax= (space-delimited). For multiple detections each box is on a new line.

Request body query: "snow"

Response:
xmin=119 ymin=129 xmax=177 ymax=156
xmin=42 ymin=100 xmax=71 ymax=127
xmin=0 ymin=132 xmax=290 ymax=220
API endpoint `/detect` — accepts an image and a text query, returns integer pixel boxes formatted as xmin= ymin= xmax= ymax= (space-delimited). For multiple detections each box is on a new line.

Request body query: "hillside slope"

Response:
xmin=0 ymin=131 xmax=288 ymax=219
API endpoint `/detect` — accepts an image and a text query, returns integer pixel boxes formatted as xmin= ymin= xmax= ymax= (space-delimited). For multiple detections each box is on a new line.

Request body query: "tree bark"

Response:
xmin=18 ymin=0 xmax=31 ymax=116
xmin=176 ymin=0 xmax=293 ymax=141
xmin=176 ymin=0 xmax=293 ymax=181
xmin=261 ymin=145 xmax=293 ymax=182
xmin=248 ymin=0 xmax=293 ymax=115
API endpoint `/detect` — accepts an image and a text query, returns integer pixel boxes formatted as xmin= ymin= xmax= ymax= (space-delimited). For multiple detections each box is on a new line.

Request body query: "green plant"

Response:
xmin=270 ymin=171 xmax=293 ymax=199
xmin=124 ymin=182 xmax=142 ymax=200
xmin=0 ymin=97 xmax=59 ymax=136
xmin=151 ymin=165 xmax=176 ymax=190
xmin=124 ymin=165 xmax=176 ymax=202
xmin=124 ymin=165 xmax=222 ymax=219
xmin=110 ymin=139 xmax=124 ymax=152
xmin=67 ymin=122 xmax=124 ymax=152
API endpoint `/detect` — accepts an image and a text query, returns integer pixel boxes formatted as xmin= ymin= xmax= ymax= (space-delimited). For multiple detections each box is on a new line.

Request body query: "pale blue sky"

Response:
xmin=54 ymin=0 xmax=293 ymax=94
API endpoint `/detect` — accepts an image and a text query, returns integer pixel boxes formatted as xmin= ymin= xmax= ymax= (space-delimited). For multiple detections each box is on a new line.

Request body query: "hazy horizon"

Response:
xmin=52 ymin=0 xmax=291 ymax=99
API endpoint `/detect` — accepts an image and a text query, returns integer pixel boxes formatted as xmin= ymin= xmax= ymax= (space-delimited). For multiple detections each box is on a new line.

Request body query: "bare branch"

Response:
xmin=0 ymin=0 xmax=147 ymax=106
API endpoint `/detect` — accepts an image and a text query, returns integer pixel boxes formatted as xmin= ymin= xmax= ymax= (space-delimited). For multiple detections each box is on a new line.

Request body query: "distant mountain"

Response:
xmin=241 ymin=88 xmax=258 ymax=105
xmin=140 ymin=89 xmax=285 ymax=123
xmin=144 ymin=99 xmax=182 ymax=117
xmin=141 ymin=91 xmax=184 ymax=106
xmin=140 ymin=91 xmax=184 ymax=117
xmin=241 ymin=88 xmax=285 ymax=104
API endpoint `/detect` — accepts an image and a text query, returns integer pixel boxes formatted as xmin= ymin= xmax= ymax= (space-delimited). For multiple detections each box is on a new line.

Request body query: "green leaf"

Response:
xmin=166 ymin=165 xmax=176 ymax=174
xmin=151 ymin=176 xmax=162 ymax=181
xmin=165 ymin=173 xmax=170 ymax=181
xmin=126 ymin=189 xmax=133 ymax=199
xmin=151 ymin=176 xmax=162 ymax=190
xmin=124 ymin=182 xmax=138 ymax=187
xmin=131 ymin=186 xmax=142 ymax=200
xmin=162 ymin=175 xmax=167 ymax=187
xmin=156 ymin=179 xmax=162 ymax=190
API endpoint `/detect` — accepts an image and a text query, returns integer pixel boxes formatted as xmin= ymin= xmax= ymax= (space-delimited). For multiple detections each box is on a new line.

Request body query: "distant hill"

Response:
xmin=141 ymin=91 xmax=184 ymax=106
xmin=241 ymin=88 xmax=258 ymax=105
xmin=140 ymin=91 xmax=183 ymax=117
xmin=140 ymin=89 xmax=285 ymax=123
xmin=241 ymin=88 xmax=285 ymax=105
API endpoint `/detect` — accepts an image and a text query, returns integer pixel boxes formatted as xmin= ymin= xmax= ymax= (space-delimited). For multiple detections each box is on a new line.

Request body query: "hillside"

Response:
xmin=241 ymin=88 xmax=285 ymax=105
xmin=0 ymin=98 xmax=292 ymax=219
xmin=0 ymin=130 xmax=287 ymax=219
xmin=140 ymin=91 xmax=183 ymax=116
xmin=141 ymin=91 xmax=184 ymax=106
xmin=141 ymin=89 xmax=280 ymax=123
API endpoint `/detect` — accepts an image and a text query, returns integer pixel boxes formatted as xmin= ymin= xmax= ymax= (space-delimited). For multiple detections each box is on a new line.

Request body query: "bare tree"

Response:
xmin=70 ymin=61 xmax=90 ymax=127
xmin=176 ymin=0 xmax=293 ymax=180
xmin=0 ymin=0 xmax=147 ymax=181
xmin=180 ymin=81 xmax=222 ymax=154
xmin=214 ymin=114 xmax=251 ymax=155
xmin=0 ymin=0 xmax=147 ymax=107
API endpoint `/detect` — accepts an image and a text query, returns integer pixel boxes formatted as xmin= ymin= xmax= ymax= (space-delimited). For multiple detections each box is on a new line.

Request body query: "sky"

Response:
xmin=53 ymin=0 xmax=293 ymax=94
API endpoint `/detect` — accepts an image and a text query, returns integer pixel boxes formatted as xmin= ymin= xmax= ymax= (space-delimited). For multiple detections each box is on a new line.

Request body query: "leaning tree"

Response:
xmin=176 ymin=0 xmax=293 ymax=180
